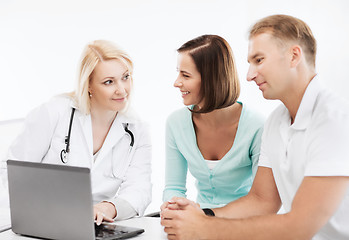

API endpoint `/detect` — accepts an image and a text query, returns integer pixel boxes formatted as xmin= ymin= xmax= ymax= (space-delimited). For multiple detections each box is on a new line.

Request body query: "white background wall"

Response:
xmin=1 ymin=0 xmax=349 ymax=213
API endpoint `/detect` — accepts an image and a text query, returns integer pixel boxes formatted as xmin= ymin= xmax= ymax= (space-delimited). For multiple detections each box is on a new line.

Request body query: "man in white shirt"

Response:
xmin=161 ymin=14 xmax=349 ymax=240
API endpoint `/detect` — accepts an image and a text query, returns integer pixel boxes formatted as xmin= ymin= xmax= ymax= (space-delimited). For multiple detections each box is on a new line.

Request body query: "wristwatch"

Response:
xmin=202 ymin=208 xmax=215 ymax=216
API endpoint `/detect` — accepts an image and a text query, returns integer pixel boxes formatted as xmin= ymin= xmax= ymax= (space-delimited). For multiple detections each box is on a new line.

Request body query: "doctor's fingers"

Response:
xmin=95 ymin=211 xmax=114 ymax=225
xmin=93 ymin=202 xmax=116 ymax=220
xmin=102 ymin=214 xmax=114 ymax=222
xmin=95 ymin=212 xmax=104 ymax=225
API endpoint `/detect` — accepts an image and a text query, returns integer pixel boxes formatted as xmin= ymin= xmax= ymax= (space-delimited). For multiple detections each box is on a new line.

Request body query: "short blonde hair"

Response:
xmin=73 ymin=40 xmax=133 ymax=114
xmin=249 ymin=14 xmax=317 ymax=68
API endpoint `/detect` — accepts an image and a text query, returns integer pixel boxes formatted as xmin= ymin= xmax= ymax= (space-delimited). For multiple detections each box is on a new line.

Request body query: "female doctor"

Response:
xmin=6 ymin=40 xmax=152 ymax=223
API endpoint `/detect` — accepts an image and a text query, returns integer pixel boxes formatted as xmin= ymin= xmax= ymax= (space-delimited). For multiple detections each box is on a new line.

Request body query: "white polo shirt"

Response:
xmin=259 ymin=76 xmax=349 ymax=240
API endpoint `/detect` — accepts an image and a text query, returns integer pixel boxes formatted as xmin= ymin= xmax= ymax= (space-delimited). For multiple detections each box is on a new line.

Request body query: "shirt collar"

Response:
xmin=116 ymin=109 xmax=139 ymax=124
xmin=291 ymin=75 xmax=323 ymax=130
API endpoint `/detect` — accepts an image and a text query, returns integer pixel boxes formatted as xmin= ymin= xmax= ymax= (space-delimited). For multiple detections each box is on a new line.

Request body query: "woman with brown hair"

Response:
xmin=162 ymin=35 xmax=264 ymax=210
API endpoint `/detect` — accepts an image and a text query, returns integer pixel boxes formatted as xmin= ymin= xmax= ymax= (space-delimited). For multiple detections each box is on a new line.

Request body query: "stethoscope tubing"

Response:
xmin=60 ymin=108 xmax=76 ymax=163
xmin=60 ymin=108 xmax=134 ymax=164
xmin=124 ymin=123 xmax=134 ymax=147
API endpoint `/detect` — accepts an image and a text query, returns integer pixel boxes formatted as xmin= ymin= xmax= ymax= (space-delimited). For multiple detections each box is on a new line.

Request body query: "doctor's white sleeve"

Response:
xmin=110 ymin=122 xmax=152 ymax=218
xmin=112 ymin=198 xmax=137 ymax=220
xmin=6 ymin=102 xmax=56 ymax=163
xmin=0 ymin=102 xmax=56 ymax=207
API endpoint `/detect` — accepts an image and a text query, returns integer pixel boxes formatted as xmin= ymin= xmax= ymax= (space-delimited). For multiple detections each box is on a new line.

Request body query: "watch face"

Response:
xmin=203 ymin=208 xmax=215 ymax=216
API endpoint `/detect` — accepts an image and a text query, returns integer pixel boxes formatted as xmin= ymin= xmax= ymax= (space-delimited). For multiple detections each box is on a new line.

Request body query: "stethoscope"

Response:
xmin=60 ymin=108 xmax=134 ymax=164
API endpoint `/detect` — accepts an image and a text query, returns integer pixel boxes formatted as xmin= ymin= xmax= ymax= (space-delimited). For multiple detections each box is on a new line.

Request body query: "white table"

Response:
xmin=0 ymin=208 xmax=167 ymax=239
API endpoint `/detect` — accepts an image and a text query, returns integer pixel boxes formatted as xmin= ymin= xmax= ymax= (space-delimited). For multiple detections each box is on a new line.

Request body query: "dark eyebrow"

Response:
xmin=180 ymin=70 xmax=191 ymax=76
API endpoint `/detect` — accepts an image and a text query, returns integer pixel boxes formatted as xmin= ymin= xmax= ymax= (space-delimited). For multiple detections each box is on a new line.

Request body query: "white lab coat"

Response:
xmin=4 ymin=95 xmax=152 ymax=218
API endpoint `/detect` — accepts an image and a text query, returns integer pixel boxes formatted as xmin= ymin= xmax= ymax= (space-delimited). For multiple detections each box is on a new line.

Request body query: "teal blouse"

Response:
xmin=163 ymin=103 xmax=264 ymax=208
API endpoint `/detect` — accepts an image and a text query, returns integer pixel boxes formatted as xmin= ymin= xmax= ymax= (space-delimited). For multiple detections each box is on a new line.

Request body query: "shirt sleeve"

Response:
xmin=258 ymin=119 xmax=272 ymax=169
xmin=162 ymin=116 xmax=188 ymax=202
xmin=305 ymin=111 xmax=349 ymax=176
xmin=250 ymin=125 xmax=264 ymax=177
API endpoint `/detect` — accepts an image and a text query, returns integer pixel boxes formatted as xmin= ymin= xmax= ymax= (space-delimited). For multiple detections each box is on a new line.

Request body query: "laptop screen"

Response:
xmin=7 ymin=160 xmax=144 ymax=240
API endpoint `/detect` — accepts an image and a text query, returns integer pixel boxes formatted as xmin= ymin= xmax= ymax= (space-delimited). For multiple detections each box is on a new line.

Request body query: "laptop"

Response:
xmin=7 ymin=160 xmax=144 ymax=240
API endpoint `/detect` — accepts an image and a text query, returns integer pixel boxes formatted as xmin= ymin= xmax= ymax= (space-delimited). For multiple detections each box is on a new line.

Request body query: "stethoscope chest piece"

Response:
xmin=60 ymin=149 xmax=68 ymax=164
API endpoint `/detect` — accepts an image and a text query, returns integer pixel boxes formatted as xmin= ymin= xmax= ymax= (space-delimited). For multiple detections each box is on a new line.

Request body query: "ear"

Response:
xmin=88 ymin=81 xmax=93 ymax=93
xmin=290 ymin=45 xmax=302 ymax=68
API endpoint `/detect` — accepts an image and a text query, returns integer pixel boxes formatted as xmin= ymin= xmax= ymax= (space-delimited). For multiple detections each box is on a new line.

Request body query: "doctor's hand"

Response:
xmin=94 ymin=201 xmax=117 ymax=225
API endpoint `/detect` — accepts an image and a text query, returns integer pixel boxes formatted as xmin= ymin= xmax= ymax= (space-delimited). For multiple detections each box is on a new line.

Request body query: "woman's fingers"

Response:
xmin=93 ymin=201 xmax=117 ymax=224
xmin=160 ymin=201 xmax=170 ymax=211
xmin=102 ymin=214 xmax=114 ymax=222
xmin=95 ymin=212 xmax=105 ymax=225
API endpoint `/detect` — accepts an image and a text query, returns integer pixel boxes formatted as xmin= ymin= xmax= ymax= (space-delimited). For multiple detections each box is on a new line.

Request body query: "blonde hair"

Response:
xmin=249 ymin=14 xmax=317 ymax=68
xmin=72 ymin=40 xmax=133 ymax=115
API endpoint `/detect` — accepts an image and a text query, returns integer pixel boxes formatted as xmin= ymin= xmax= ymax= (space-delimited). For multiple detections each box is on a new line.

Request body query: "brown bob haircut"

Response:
xmin=177 ymin=35 xmax=240 ymax=114
xmin=249 ymin=14 xmax=317 ymax=68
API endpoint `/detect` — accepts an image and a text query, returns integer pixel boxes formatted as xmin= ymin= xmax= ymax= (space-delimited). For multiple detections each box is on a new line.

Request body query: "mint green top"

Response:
xmin=163 ymin=103 xmax=264 ymax=208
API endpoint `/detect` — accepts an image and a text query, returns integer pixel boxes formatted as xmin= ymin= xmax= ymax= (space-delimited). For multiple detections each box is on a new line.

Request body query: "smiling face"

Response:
xmin=247 ymin=33 xmax=293 ymax=100
xmin=88 ymin=59 xmax=131 ymax=113
xmin=174 ymin=51 xmax=202 ymax=106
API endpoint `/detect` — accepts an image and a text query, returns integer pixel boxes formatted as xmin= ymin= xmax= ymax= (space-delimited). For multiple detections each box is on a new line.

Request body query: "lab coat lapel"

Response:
xmin=93 ymin=114 xmax=126 ymax=168
xmin=77 ymin=113 xmax=94 ymax=163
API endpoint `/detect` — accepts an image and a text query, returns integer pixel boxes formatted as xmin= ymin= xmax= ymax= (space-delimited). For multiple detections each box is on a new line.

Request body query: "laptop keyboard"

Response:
xmin=95 ymin=223 xmax=129 ymax=238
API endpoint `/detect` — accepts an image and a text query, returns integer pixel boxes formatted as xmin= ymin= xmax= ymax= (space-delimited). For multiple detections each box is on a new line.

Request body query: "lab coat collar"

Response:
xmin=116 ymin=107 xmax=140 ymax=124
xmin=69 ymin=97 xmax=79 ymax=111
xmin=76 ymin=108 xmax=138 ymax=168
xmin=291 ymin=75 xmax=323 ymax=130
xmin=93 ymin=114 xmax=127 ymax=166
